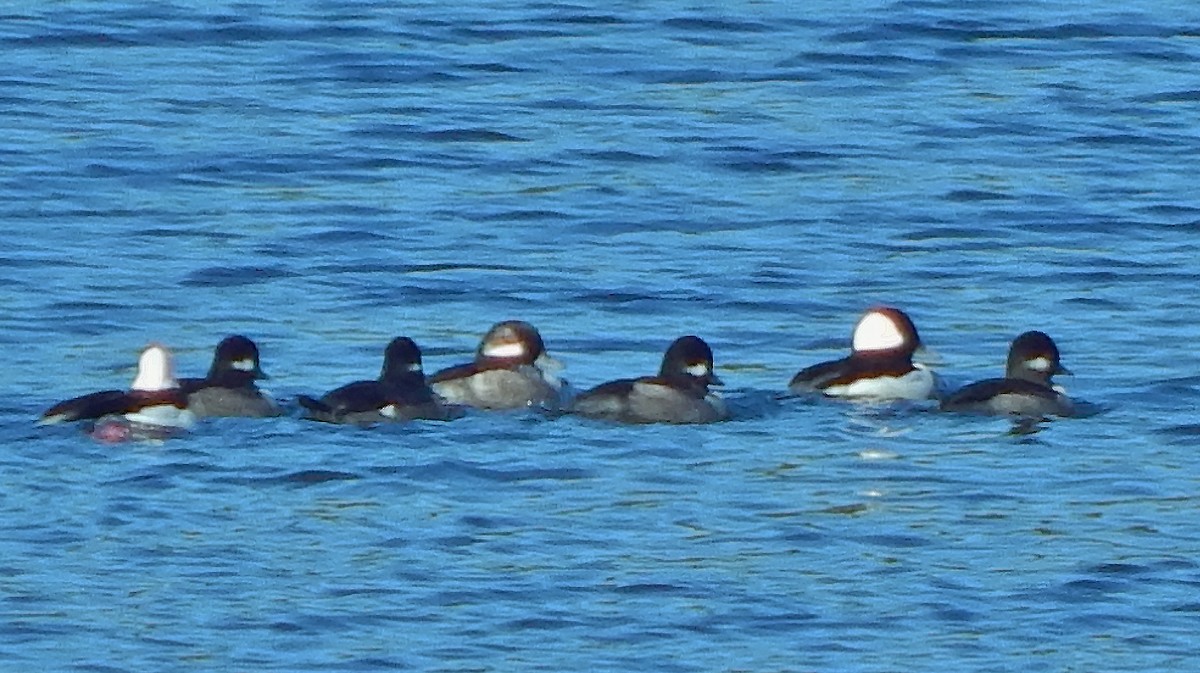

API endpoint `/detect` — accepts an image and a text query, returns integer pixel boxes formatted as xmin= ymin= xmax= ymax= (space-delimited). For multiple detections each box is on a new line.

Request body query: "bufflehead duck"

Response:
xmin=428 ymin=320 xmax=565 ymax=410
xmin=941 ymin=330 xmax=1073 ymax=417
xmin=179 ymin=335 xmax=281 ymax=417
xmin=789 ymin=306 xmax=935 ymax=400
xmin=572 ymin=335 xmax=728 ymax=424
xmin=39 ymin=343 xmax=197 ymax=433
xmin=299 ymin=337 xmax=459 ymax=424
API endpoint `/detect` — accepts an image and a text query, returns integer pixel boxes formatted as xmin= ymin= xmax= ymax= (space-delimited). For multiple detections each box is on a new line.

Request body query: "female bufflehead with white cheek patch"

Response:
xmin=179 ymin=335 xmax=281 ymax=418
xmin=299 ymin=336 xmax=460 ymax=425
xmin=428 ymin=320 xmax=565 ymax=411
xmin=789 ymin=306 xmax=936 ymax=401
xmin=572 ymin=335 xmax=728 ymax=424
xmin=941 ymin=330 xmax=1074 ymax=418
xmin=40 ymin=343 xmax=196 ymax=440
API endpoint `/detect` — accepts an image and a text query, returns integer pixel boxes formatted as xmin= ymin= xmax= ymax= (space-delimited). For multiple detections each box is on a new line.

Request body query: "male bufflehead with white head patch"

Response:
xmin=40 ymin=343 xmax=196 ymax=436
xmin=789 ymin=306 xmax=935 ymax=401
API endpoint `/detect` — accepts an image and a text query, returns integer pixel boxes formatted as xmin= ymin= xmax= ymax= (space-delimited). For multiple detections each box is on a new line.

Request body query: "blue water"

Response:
xmin=3 ymin=1 xmax=1200 ymax=670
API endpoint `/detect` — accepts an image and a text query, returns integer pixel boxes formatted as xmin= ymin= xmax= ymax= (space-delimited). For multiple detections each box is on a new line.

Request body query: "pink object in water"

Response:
xmin=91 ymin=421 xmax=131 ymax=443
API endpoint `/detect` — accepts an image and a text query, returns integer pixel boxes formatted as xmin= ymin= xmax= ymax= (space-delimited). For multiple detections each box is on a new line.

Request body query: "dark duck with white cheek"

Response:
xmin=299 ymin=337 xmax=459 ymax=424
xmin=179 ymin=335 xmax=281 ymax=418
xmin=941 ymin=330 xmax=1073 ymax=418
xmin=572 ymin=335 xmax=728 ymax=424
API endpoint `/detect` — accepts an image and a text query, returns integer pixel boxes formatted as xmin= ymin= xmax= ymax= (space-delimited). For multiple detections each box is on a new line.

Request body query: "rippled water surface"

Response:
xmin=3 ymin=1 xmax=1200 ymax=671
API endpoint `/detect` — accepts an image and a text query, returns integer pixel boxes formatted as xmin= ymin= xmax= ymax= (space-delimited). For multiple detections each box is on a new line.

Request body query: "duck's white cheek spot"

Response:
xmin=232 ymin=358 xmax=256 ymax=372
xmin=380 ymin=404 xmax=399 ymax=418
xmin=852 ymin=312 xmax=906 ymax=352
xmin=685 ymin=363 xmax=710 ymax=377
xmin=483 ymin=342 xmax=525 ymax=359
xmin=1026 ymin=356 xmax=1051 ymax=372
xmin=407 ymin=363 xmax=423 ymax=373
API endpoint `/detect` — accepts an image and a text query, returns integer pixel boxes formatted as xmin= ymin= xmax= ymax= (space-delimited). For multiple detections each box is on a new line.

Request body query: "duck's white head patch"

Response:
xmin=131 ymin=344 xmax=179 ymax=392
xmin=685 ymin=362 xmax=710 ymax=377
xmin=852 ymin=311 xmax=906 ymax=352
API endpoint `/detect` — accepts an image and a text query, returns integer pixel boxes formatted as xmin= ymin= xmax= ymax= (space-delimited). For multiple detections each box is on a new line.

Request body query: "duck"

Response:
xmin=572 ymin=335 xmax=728 ymax=424
xmin=428 ymin=321 xmax=565 ymax=410
xmin=179 ymin=335 xmax=281 ymax=417
xmin=298 ymin=337 xmax=459 ymax=424
xmin=40 ymin=343 xmax=196 ymax=436
xmin=941 ymin=330 xmax=1073 ymax=417
xmin=789 ymin=306 xmax=935 ymax=400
